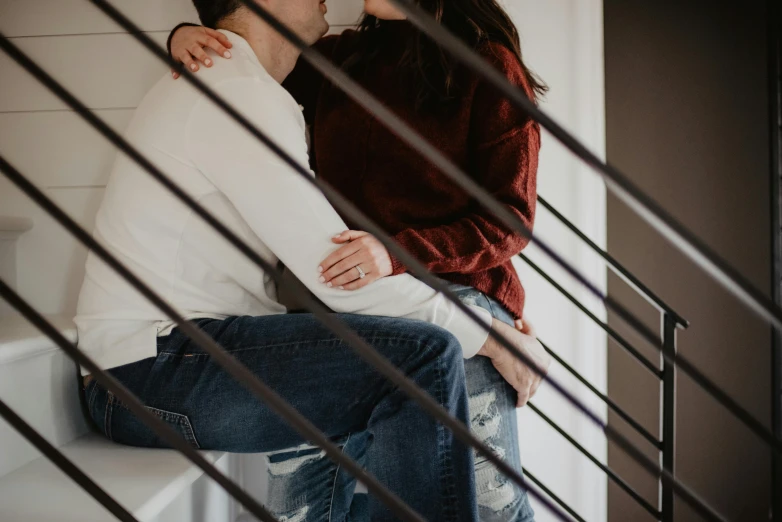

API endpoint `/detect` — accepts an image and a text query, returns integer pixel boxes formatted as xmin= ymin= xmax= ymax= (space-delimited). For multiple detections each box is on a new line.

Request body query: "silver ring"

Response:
xmin=355 ymin=265 xmax=366 ymax=279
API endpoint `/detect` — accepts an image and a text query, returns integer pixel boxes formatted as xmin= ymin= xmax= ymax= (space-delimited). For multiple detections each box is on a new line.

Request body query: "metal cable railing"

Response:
xmin=0 ymin=2 xmax=774 ymax=521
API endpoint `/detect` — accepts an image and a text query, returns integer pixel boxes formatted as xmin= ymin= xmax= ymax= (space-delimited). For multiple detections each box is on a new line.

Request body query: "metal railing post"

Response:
xmin=661 ymin=313 xmax=678 ymax=522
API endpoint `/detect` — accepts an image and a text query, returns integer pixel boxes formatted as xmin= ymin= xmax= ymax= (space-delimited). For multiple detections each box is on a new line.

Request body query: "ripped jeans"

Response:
xmin=268 ymin=285 xmax=535 ymax=522
xmin=83 ymin=313 xmax=479 ymax=522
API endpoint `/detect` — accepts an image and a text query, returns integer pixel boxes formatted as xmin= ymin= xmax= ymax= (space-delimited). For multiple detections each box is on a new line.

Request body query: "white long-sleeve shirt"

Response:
xmin=74 ymin=30 xmax=492 ymax=373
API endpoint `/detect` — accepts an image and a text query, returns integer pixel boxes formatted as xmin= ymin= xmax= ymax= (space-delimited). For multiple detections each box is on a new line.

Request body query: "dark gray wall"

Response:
xmin=603 ymin=1 xmax=773 ymax=520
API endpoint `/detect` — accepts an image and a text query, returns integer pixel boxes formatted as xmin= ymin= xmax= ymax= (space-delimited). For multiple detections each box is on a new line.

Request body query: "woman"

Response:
xmin=169 ymin=0 xmax=546 ymax=520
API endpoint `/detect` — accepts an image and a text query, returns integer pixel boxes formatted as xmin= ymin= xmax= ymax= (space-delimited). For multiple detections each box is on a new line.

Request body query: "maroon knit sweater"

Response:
xmin=283 ymin=23 xmax=540 ymax=319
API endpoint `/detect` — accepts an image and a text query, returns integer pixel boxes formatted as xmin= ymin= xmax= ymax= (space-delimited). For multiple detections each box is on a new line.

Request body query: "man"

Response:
xmin=75 ymin=0 xmax=546 ymax=520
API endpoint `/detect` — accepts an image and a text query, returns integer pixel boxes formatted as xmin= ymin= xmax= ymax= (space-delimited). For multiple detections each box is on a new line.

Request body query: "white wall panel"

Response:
xmin=506 ymin=1 xmax=608 ymax=521
xmin=0 ymin=0 xmax=198 ymax=37
xmin=0 ymin=109 xmax=133 ymax=188
xmin=1 ymin=182 xmax=104 ymax=315
xmin=0 ymin=33 xmax=170 ymax=112
xmin=323 ymin=0 xmax=365 ymax=26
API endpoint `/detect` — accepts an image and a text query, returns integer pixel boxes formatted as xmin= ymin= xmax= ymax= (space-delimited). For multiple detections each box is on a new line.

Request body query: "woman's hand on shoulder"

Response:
xmin=318 ymin=230 xmax=393 ymax=291
xmin=170 ymin=26 xmax=233 ymax=79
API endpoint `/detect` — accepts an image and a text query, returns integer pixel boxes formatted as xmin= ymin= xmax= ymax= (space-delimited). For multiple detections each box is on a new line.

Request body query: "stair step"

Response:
xmin=0 ymin=315 xmax=88 ymax=477
xmin=0 ymin=432 xmax=226 ymax=522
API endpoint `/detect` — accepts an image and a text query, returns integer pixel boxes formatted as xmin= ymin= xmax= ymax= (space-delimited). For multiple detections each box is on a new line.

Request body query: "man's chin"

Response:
xmin=307 ymin=21 xmax=329 ymax=45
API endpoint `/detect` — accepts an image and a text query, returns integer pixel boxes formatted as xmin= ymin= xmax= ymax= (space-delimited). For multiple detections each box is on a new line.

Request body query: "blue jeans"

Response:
xmin=83 ymin=313 xmax=478 ymax=522
xmin=268 ymin=286 xmax=535 ymax=522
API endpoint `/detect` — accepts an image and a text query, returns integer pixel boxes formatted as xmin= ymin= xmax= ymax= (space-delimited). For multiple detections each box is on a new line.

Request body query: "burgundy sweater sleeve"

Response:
xmin=282 ymin=35 xmax=340 ymax=126
xmin=390 ymin=43 xmax=540 ymax=275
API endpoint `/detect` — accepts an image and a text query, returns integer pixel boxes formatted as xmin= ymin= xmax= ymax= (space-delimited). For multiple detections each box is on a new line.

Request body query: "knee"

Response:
xmin=418 ymin=325 xmax=464 ymax=376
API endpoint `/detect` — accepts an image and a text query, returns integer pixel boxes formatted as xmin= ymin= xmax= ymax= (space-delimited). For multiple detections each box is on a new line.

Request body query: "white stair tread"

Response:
xmin=0 ymin=432 xmax=226 ymax=522
xmin=0 ymin=314 xmax=76 ymax=364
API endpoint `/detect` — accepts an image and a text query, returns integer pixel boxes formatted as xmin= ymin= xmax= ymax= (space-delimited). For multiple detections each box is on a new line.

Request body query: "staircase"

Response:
xmin=0 ymin=220 xmax=237 ymax=522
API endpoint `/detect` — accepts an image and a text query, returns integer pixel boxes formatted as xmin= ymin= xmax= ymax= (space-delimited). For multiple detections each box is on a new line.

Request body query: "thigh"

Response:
xmin=91 ymin=313 xmax=456 ymax=454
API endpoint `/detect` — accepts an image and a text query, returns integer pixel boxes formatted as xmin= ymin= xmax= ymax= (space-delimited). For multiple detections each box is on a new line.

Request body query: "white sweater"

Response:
xmin=74 ymin=31 xmax=492 ymax=373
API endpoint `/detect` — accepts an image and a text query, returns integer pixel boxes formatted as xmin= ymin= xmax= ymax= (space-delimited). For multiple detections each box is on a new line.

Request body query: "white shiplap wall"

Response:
xmin=0 ymin=0 xmax=363 ymax=316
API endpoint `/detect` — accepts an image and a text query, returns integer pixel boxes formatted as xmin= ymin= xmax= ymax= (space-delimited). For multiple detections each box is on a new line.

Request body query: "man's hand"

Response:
xmin=170 ymin=25 xmax=233 ymax=79
xmin=318 ymin=230 xmax=393 ymax=290
xmin=514 ymin=315 xmax=537 ymax=337
xmin=477 ymin=318 xmax=551 ymax=407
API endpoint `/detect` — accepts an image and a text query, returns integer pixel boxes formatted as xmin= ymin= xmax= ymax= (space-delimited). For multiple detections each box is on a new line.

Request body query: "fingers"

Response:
xmin=203 ymin=36 xmax=231 ymax=60
xmin=178 ymin=50 xmax=199 ymax=74
xmin=514 ymin=318 xmax=524 ymax=331
xmin=320 ymin=241 xmax=363 ymax=277
xmin=341 ymin=273 xmax=380 ymax=291
xmin=189 ymin=44 xmax=212 ymax=68
xmin=205 ymin=28 xmax=233 ymax=51
xmin=320 ymin=251 xmax=366 ymax=285
xmin=328 ymin=266 xmax=364 ymax=288
xmin=520 ymin=315 xmax=538 ymax=337
xmin=332 ymin=230 xmax=368 ymax=243
xmin=203 ymin=30 xmax=233 ymax=58
xmin=528 ymin=376 xmax=543 ymax=399
xmin=516 ymin=386 xmax=531 ymax=408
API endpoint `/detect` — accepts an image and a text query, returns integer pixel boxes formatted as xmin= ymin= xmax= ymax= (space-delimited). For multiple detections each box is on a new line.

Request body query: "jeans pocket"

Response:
xmin=102 ymin=390 xmax=200 ymax=449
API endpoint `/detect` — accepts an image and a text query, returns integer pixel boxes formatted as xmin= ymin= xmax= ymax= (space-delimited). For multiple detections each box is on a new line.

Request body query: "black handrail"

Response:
xmin=521 ymin=253 xmax=659 ymax=376
xmin=537 ymin=195 xmax=688 ymax=328
xmin=521 ymin=252 xmax=782 ymax=457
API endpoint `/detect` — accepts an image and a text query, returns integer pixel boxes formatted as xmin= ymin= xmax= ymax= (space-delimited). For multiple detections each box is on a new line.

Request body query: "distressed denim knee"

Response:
xmin=265 ymin=442 xmax=339 ymax=522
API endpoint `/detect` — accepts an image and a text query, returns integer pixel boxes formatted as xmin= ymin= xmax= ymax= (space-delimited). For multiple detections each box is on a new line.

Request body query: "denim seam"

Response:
xmin=105 ymin=392 xmax=114 ymax=441
xmin=433 ymin=348 xmax=459 ymax=521
xmin=484 ymin=291 xmax=501 ymax=319
xmin=327 ymin=432 xmax=351 ymax=522
xmin=112 ymin=399 xmax=201 ymax=449
xmin=87 ymin=381 xmax=98 ymax=414
xmin=158 ymin=335 xmax=437 ymax=357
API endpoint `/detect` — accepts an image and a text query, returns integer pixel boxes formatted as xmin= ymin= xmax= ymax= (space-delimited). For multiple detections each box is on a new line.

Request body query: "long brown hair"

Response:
xmin=343 ymin=0 xmax=547 ymax=111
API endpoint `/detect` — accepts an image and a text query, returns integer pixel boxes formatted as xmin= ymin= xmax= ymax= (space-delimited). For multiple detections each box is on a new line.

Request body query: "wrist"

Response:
xmin=477 ymin=318 xmax=500 ymax=358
